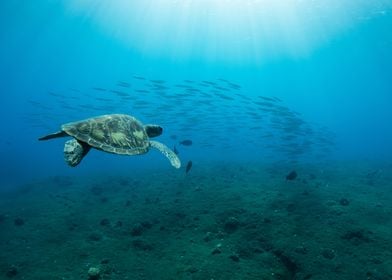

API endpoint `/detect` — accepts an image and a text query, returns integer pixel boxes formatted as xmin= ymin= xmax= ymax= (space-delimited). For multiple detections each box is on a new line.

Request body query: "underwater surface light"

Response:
xmin=66 ymin=0 xmax=391 ymax=62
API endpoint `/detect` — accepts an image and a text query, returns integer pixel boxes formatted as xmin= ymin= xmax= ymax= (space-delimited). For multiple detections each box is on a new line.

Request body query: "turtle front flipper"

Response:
xmin=64 ymin=139 xmax=91 ymax=167
xmin=38 ymin=131 xmax=68 ymax=141
xmin=149 ymin=140 xmax=181 ymax=169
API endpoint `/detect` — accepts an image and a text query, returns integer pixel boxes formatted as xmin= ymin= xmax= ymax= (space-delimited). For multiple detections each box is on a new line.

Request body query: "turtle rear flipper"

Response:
xmin=150 ymin=140 xmax=181 ymax=168
xmin=39 ymin=131 xmax=68 ymax=141
xmin=64 ymin=139 xmax=91 ymax=167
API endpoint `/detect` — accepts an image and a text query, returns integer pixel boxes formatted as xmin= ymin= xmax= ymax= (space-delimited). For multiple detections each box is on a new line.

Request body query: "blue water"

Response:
xmin=2 ymin=2 xmax=392 ymax=279
xmin=1 ymin=1 xmax=392 ymax=187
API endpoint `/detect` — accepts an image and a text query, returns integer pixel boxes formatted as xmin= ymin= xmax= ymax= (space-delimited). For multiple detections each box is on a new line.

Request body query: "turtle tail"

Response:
xmin=38 ymin=131 xmax=68 ymax=141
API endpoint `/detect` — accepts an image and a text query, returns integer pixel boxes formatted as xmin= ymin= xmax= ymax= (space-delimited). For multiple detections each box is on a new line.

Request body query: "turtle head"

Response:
xmin=144 ymin=124 xmax=163 ymax=138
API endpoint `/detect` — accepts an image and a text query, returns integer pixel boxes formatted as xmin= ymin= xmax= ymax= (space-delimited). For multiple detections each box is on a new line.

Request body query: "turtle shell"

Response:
xmin=61 ymin=114 xmax=150 ymax=155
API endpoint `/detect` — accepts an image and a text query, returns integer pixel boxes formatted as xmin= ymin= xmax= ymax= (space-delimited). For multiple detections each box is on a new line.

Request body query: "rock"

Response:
xmin=51 ymin=175 xmax=73 ymax=187
xmin=90 ymin=186 xmax=103 ymax=196
xmin=14 ymin=218 xmax=24 ymax=226
xmin=211 ymin=248 xmax=221 ymax=255
xmin=141 ymin=221 xmax=152 ymax=229
xmin=203 ymin=232 xmax=214 ymax=242
xmin=216 ymin=230 xmax=225 ymax=239
xmin=131 ymin=223 xmax=144 ymax=236
xmin=235 ymin=241 xmax=261 ymax=259
xmin=339 ymin=198 xmax=350 ymax=206
xmin=286 ymin=203 xmax=296 ymax=212
xmin=6 ymin=266 xmax=18 ymax=278
xmin=224 ymin=217 xmax=240 ymax=233
xmin=212 ymin=243 xmax=222 ymax=255
xmin=185 ymin=266 xmax=198 ymax=274
xmin=100 ymin=218 xmax=110 ymax=226
xmin=87 ymin=232 xmax=102 ymax=242
xmin=229 ymin=254 xmax=240 ymax=262
xmin=286 ymin=170 xmax=298 ymax=180
xmin=0 ymin=214 xmax=6 ymax=223
xmin=294 ymin=246 xmax=308 ymax=255
xmin=87 ymin=267 xmax=101 ymax=280
xmin=273 ymin=250 xmax=298 ymax=278
xmin=131 ymin=221 xmax=152 ymax=236
xmin=341 ymin=229 xmax=372 ymax=245
xmin=131 ymin=239 xmax=153 ymax=251
xmin=371 ymin=257 xmax=383 ymax=264
xmin=321 ymin=249 xmax=335 ymax=259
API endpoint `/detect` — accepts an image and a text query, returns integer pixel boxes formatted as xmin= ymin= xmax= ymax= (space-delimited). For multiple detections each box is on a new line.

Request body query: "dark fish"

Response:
xmin=173 ymin=145 xmax=179 ymax=155
xmin=185 ymin=88 xmax=201 ymax=92
xmin=110 ymin=90 xmax=127 ymax=95
xmin=201 ymin=81 xmax=216 ymax=86
xmin=199 ymin=143 xmax=215 ymax=147
xmin=259 ymin=96 xmax=277 ymax=102
xmin=61 ymin=105 xmax=76 ymax=110
xmin=95 ymin=97 xmax=112 ymax=102
xmin=215 ymin=93 xmax=234 ymax=100
xmin=79 ymin=104 xmax=93 ymax=109
xmin=29 ymin=102 xmax=51 ymax=110
xmin=133 ymin=100 xmax=150 ymax=106
xmin=175 ymin=84 xmax=192 ymax=88
xmin=48 ymin=91 xmax=64 ymax=97
xmin=286 ymin=170 xmax=298 ymax=181
xmin=218 ymin=78 xmax=229 ymax=83
xmin=117 ymin=81 xmax=131 ymax=88
xmin=151 ymin=84 xmax=169 ymax=90
xmin=273 ymin=96 xmax=282 ymax=102
xmin=28 ymin=100 xmax=43 ymax=106
xmin=150 ymin=79 xmax=165 ymax=84
xmin=213 ymin=86 xmax=229 ymax=91
xmin=227 ymin=82 xmax=241 ymax=89
xmin=234 ymin=93 xmax=251 ymax=100
xmin=133 ymin=75 xmax=146 ymax=80
xmin=92 ymin=87 xmax=107 ymax=91
xmin=185 ymin=160 xmax=193 ymax=174
xmin=179 ymin=140 xmax=192 ymax=146
xmin=255 ymin=101 xmax=275 ymax=107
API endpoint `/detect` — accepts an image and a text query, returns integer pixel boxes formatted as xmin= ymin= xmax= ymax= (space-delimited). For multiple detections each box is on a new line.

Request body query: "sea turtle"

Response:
xmin=38 ymin=114 xmax=181 ymax=168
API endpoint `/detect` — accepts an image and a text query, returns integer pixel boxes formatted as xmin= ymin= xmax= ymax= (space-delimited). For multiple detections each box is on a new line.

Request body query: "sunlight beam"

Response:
xmin=66 ymin=0 xmax=392 ymax=63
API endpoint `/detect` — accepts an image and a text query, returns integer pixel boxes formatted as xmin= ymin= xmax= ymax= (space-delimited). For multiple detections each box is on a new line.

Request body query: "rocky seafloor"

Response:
xmin=0 ymin=161 xmax=391 ymax=280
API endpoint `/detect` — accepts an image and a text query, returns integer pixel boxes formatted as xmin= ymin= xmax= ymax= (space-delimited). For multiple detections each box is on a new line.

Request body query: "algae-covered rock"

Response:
xmin=87 ymin=267 xmax=100 ymax=280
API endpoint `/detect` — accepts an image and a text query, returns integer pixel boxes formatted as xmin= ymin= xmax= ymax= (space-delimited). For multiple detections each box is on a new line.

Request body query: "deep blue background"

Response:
xmin=1 ymin=1 xmax=391 ymax=187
